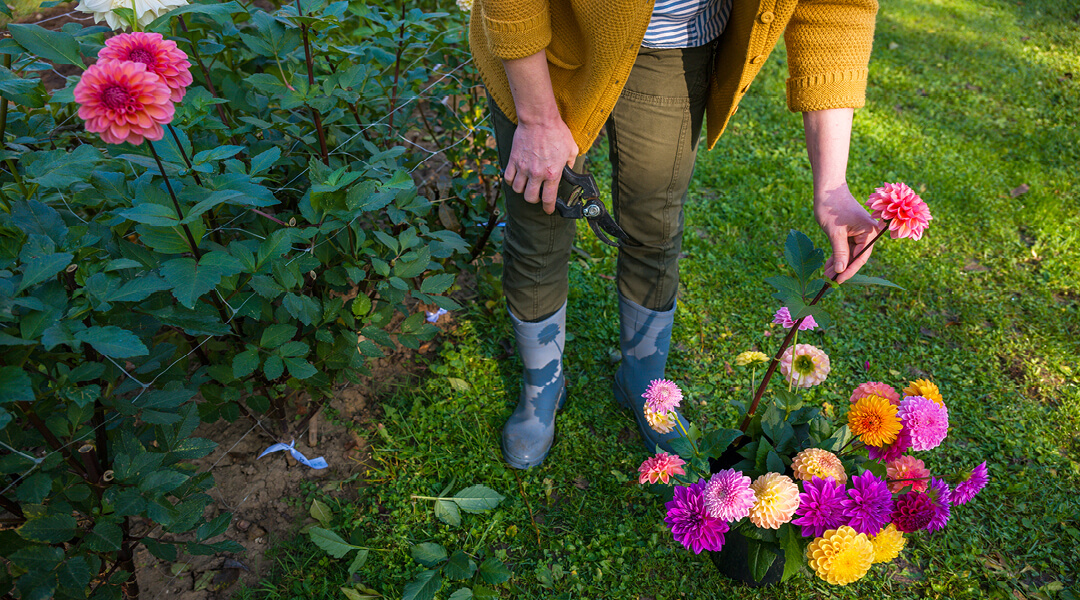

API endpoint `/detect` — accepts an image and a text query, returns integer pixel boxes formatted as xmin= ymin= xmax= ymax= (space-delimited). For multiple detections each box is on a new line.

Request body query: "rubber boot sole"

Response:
xmin=501 ymin=383 xmax=568 ymax=470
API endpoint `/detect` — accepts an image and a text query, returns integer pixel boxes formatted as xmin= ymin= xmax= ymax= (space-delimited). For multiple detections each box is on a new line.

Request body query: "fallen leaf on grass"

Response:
xmin=573 ymin=477 xmax=589 ymax=490
xmin=1011 ymin=183 xmax=1030 ymax=198
xmin=963 ymin=259 xmax=989 ymax=272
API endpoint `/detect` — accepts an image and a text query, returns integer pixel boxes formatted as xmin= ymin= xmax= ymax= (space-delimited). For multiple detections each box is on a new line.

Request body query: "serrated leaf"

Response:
xmin=17 ymin=514 xmax=76 ymax=543
xmin=144 ymin=538 xmax=178 ymax=561
xmin=263 ymin=354 xmax=284 ymax=380
xmin=434 ymin=499 xmax=461 ymax=526
xmin=784 ymin=230 xmax=824 ymax=288
xmin=452 ymin=485 xmax=504 ymax=514
xmin=448 ymin=588 xmax=474 ymax=600
xmin=308 ymin=526 xmax=357 ymax=558
xmin=347 ymin=548 xmax=369 ymax=574
xmin=84 ymin=521 xmax=122 ymax=552
xmin=478 ymin=557 xmax=511 ymax=585
xmin=260 ymin=324 xmax=296 ymax=348
xmin=0 ymin=366 xmax=34 ymax=402
xmin=420 ymin=272 xmax=454 ymax=294
xmin=310 ymin=498 xmax=332 ymax=526
xmin=8 ymin=24 xmax=85 ymax=67
xmin=74 ymin=326 xmax=148 ymax=358
xmin=57 ymin=556 xmax=91 ymax=591
xmin=402 ymin=569 xmax=441 ymax=600
xmin=842 ymin=273 xmax=905 ymax=289
xmin=444 ymin=550 xmax=476 ymax=581
xmin=410 ymin=542 xmax=447 ymax=567
xmin=195 ymin=512 xmax=231 ymax=542
xmin=161 ymin=253 xmax=244 ymax=309
xmin=117 ymin=203 xmax=180 ymax=226
xmin=232 ymin=347 xmax=260 ymax=378
xmin=17 ymin=252 xmax=72 ymax=293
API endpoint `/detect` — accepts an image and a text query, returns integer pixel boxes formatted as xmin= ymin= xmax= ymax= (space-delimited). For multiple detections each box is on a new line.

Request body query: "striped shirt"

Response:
xmin=642 ymin=0 xmax=733 ymax=49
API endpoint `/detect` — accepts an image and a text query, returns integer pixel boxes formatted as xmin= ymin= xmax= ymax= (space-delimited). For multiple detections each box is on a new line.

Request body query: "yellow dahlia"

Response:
xmin=644 ymin=406 xmax=676 ymax=434
xmin=847 ymin=395 xmax=902 ymax=447
xmin=903 ymin=379 xmax=944 ymax=406
xmin=748 ymin=473 xmax=800 ymax=529
xmin=791 ymin=448 xmax=847 ymax=484
xmin=868 ymin=523 xmax=906 ymax=563
xmin=735 ymin=351 xmax=769 ymax=367
xmin=806 ymin=526 xmax=875 ymax=585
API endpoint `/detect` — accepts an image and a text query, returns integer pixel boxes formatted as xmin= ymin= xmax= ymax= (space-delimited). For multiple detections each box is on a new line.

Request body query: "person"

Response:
xmin=469 ymin=0 xmax=882 ymax=469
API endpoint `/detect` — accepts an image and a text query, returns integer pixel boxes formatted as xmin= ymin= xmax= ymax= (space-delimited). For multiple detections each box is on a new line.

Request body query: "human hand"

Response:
xmin=813 ymin=183 xmax=882 ymax=284
xmin=503 ymin=117 xmax=579 ymax=214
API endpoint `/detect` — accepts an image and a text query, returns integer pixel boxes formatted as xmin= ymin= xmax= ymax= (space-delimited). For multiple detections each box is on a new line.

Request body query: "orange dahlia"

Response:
xmin=847 ymin=395 xmax=902 ymax=447
xmin=98 ymin=32 xmax=192 ymax=102
xmin=791 ymin=448 xmax=847 ymax=484
xmin=75 ymin=60 xmax=174 ymax=145
xmin=903 ymin=379 xmax=944 ymax=406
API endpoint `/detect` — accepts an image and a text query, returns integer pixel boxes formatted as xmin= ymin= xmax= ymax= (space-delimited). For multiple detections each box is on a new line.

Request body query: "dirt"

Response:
xmin=134 ymin=309 xmax=460 ymax=599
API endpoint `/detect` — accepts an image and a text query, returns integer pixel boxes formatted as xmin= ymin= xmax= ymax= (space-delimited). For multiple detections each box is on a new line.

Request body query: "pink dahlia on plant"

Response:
xmin=638 ymin=452 xmax=686 ymax=485
xmin=664 ymin=480 xmax=729 ymax=554
xmin=891 ymin=491 xmax=935 ymax=533
xmin=75 ymin=59 xmax=174 ymax=145
xmin=99 ymin=32 xmax=193 ymax=102
xmin=772 ymin=306 xmax=818 ymax=330
xmin=849 ymin=381 xmax=900 ymax=405
xmin=643 ymin=379 xmax=683 ymax=414
xmin=748 ymin=473 xmax=801 ymax=529
xmin=703 ymin=469 xmax=756 ymax=522
xmin=866 ymin=182 xmax=932 ymax=240
xmin=791 ymin=448 xmax=847 ymax=484
xmin=897 ymin=395 xmax=949 ymax=451
xmin=886 ymin=455 xmax=930 ymax=493
xmin=952 ymin=461 xmax=988 ymax=506
xmin=842 ymin=471 xmax=894 ymax=535
xmin=779 ymin=344 xmax=831 ymax=388
xmin=792 ymin=476 xmax=847 ymax=538
xmin=925 ymin=477 xmax=951 ymax=533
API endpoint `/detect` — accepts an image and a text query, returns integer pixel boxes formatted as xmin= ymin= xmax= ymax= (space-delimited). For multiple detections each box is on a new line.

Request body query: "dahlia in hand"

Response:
xmin=866 ymin=182 xmax=933 ymax=241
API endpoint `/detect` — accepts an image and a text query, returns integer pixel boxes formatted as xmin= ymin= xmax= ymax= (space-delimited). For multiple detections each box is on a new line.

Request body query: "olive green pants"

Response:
xmin=493 ymin=43 xmax=714 ymax=322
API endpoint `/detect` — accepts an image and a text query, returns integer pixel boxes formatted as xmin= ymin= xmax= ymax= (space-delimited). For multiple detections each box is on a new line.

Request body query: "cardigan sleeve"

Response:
xmin=478 ymin=0 xmax=552 ymax=60
xmin=783 ymin=0 xmax=879 ymax=112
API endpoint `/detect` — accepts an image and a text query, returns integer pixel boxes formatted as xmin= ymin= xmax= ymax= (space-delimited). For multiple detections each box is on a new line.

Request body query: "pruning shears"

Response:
xmin=554 ymin=166 xmax=636 ymax=247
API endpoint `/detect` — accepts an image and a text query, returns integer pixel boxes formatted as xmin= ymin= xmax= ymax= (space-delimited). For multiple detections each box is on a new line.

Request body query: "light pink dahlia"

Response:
xmin=638 ymin=452 xmax=686 ymax=485
xmin=897 ymin=395 xmax=949 ymax=451
xmin=772 ymin=307 xmax=818 ymax=331
xmin=75 ymin=59 xmax=174 ymax=145
xmin=748 ymin=473 xmax=801 ymax=529
xmin=703 ymin=469 xmax=756 ymax=522
xmin=886 ymin=455 xmax=930 ymax=493
xmin=99 ymin=32 xmax=192 ymax=102
xmin=779 ymin=344 xmax=831 ymax=388
xmin=866 ymin=182 xmax=932 ymax=241
xmin=643 ymin=379 xmax=683 ymax=414
xmin=791 ymin=448 xmax=848 ymax=484
xmin=849 ymin=381 xmax=901 ymax=405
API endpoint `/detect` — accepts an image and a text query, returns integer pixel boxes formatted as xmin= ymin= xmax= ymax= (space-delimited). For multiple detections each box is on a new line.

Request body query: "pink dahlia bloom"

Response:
xmin=886 ymin=455 xmax=930 ymax=493
xmin=849 ymin=381 xmax=901 ymax=405
xmin=75 ymin=59 xmax=174 ymax=145
xmin=703 ymin=469 xmax=756 ymax=522
xmin=779 ymin=343 xmax=830 ymax=388
xmin=897 ymin=395 xmax=949 ymax=451
xmin=638 ymin=452 xmax=686 ymax=485
xmin=99 ymin=32 xmax=192 ymax=102
xmin=891 ymin=491 xmax=935 ymax=533
xmin=748 ymin=473 xmax=801 ymax=529
xmin=664 ymin=480 xmax=729 ymax=554
xmin=866 ymin=182 xmax=933 ymax=241
xmin=772 ymin=306 xmax=818 ymax=331
xmin=952 ymin=461 xmax=988 ymax=506
xmin=643 ymin=379 xmax=683 ymax=414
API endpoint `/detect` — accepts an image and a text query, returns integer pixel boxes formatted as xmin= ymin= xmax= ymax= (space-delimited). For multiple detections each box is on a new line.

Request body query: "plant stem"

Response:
xmin=295 ymin=0 xmax=329 ymax=164
xmin=16 ymin=401 xmax=86 ymax=476
xmin=147 ymin=141 xmax=203 ymax=261
xmin=386 ymin=1 xmax=407 ymax=132
xmin=178 ymin=16 xmax=239 ymax=144
xmin=0 ymin=55 xmax=9 ymax=147
xmin=739 ymin=225 xmax=891 ymax=433
xmin=675 ymin=418 xmax=699 ymax=456
xmin=167 ymin=124 xmax=202 ymax=187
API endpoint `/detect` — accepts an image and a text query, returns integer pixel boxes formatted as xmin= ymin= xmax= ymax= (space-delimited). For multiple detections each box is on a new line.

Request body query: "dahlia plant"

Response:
xmin=638 ymin=188 xmax=988 ymax=585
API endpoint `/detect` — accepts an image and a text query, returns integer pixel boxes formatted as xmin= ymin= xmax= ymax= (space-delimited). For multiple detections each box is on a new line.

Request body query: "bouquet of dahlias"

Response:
xmin=637 ymin=184 xmax=989 ymax=585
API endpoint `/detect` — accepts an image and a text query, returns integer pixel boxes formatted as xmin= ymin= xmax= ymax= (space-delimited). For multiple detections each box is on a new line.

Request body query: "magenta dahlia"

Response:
xmin=952 ymin=462 xmax=988 ymax=506
xmin=792 ymin=476 xmax=847 ymax=538
xmin=664 ymin=480 xmax=729 ymax=554
xmin=842 ymin=471 xmax=894 ymax=535
xmin=925 ymin=477 xmax=952 ymax=533
xmin=891 ymin=491 xmax=935 ymax=533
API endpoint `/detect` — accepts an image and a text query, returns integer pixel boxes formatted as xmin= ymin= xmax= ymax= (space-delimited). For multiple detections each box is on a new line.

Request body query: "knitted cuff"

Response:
xmin=786 ymin=69 xmax=868 ymax=112
xmin=483 ymin=5 xmax=552 ymax=60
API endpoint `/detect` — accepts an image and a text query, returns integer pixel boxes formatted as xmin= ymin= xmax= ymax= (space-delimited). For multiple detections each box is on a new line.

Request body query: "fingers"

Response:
xmin=838 ymin=240 xmax=874 ymax=283
xmin=540 ymin=175 xmax=559 ymax=214
xmin=826 ymin=229 xmax=851 ymax=278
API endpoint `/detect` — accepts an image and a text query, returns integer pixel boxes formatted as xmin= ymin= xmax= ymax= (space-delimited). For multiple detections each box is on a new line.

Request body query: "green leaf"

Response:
xmin=0 ymin=366 xmax=34 ymax=402
xmin=842 ymin=273 xmax=905 ymax=289
xmin=0 ymin=67 xmax=43 ymax=108
xmin=8 ymin=544 xmax=63 ymax=572
xmin=420 ymin=272 xmax=454 ymax=294
xmin=283 ymin=293 xmax=321 ymax=325
xmin=232 ymin=347 xmax=260 ymax=379
xmin=17 ymin=252 xmax=72 ymax=293
xmin=310 ymin=499 xmax=332 ymax=527
xmin=347 ymin=548 xmax=369 ymax=574
xmin=143 ymin=538 xmax=178 ymax=561
xmin=263 ymin=355 xmax=284 ymax=380
xmin=308 ymin=526 xmax=357 ymax=558
xmin=195 ymin=512 xmax=231 ymax=542
xmin=783 ymin=230 xmax=824 ymax=288
xmin=444 ymin=550 xmax=476 ymax=581
xmin=766 ymin=450 xmax=785 ymax=474
xmin=779 ymin=524 xmax=806 ymax=582
xmin=249 ymin=147 xmax=281 ymax=176
xmin=448 ymin=588 xmax=474 ymax=600
xmin=821 ymin=424 xmax=852 ymax=452
xmin=57 ymin=556 xmax=92 ymax=592
xmin=411 ymin=543 xmax=448 ymax=568
xmin=434 ymin=499 xmax=461 ymax=526
xmin=700 ymin=428 xmax=742 ymax=460
xmin=74 ymin=326 xmax=148 ymax=358
xmin=17 ymin=514 xmax=76 ymax=543
xmin=84 ymin=521 xmax=123 ymax=552
xmin=109 ymin=275 xmax=171 ymax=302
xmin=117 ymin=203 xmax=180 ymax=226
xmin=8 ymin=24 xmax=85 ymax=67
xmin=746 ymin=539 xmax=777 ymax=583
xmin=260 ymin=324 xmax=296 ymax=348
xmin=478 ymin=557 xmax=511 ymax=585
xmin=402 ymin=569 xmax=441 ymax=600
xmin=161 ymin=253 xmax=244 ymax=309
xmin=452 ymin=485 xmax=504 ymax=513
xmin=282 ymin=356 xmax=317 ymax=380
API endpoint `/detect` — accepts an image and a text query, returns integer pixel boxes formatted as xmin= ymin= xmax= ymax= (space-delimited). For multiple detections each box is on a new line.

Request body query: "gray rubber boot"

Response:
xmin=502 ymin=302 xmax=567 ymax=469
xmin=613 ymin=294 xmax=691 ymax=453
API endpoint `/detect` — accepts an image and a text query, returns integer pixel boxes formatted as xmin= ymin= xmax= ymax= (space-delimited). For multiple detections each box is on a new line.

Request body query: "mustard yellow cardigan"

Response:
xmin=469 ymin=0 xmax=879 ymax=154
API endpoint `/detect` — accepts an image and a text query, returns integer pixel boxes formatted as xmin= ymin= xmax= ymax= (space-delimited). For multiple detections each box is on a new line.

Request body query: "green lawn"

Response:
xmin=241 ymin=0 xmax=1080 ymax=598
